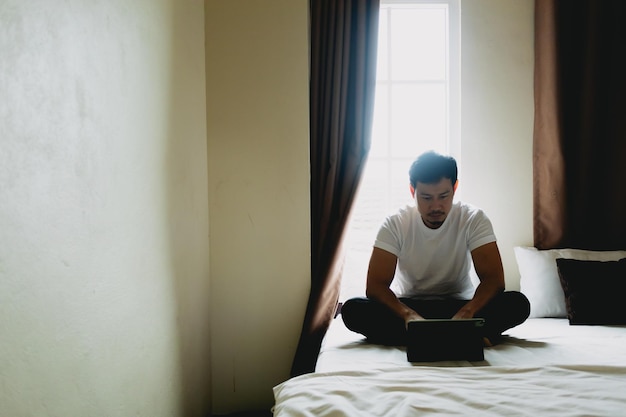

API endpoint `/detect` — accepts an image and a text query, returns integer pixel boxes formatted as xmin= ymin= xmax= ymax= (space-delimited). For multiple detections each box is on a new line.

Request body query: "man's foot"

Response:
xmin=482 ymin=334 xmax=502 ymax=347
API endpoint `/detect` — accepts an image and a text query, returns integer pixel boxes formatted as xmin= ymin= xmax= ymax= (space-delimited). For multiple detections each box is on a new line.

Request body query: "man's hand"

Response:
xmin=452 ymin=307 xmax=475 ymax=320
xmin=404 ymin=310 xmax=425 ymax=329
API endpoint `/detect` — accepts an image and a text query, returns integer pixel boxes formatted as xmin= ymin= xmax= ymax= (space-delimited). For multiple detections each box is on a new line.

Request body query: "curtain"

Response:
xmin=291 ymin=0 xmax=379 ymax=377
xmin=534 ymin=0 xmax=626 ymax=250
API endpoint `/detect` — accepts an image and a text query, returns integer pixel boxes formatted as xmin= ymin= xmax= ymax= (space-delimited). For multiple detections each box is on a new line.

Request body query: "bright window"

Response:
xmin=340 ymin=0 xmax=460 ymax=300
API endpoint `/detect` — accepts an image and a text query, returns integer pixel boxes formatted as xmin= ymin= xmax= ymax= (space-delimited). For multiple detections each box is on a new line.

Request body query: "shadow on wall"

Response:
xmin=165 ymin=1 xmax=211 ymax=416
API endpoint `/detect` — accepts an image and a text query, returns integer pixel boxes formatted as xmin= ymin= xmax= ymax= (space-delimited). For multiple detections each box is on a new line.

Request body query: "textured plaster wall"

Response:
xmin=460 ymin=0 xmax=535 ymax=290
xmin=205 ymin=0 xmax=311 ymax=413
xmin=0 ymin=1 xmax=210 ymax=416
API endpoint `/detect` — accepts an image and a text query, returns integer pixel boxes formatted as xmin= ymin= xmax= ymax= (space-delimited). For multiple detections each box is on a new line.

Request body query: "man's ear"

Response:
xmin=410 ymin=184 xmax=415 ymax=198
xmin=453 ymin=180 xmax=459 ymax=192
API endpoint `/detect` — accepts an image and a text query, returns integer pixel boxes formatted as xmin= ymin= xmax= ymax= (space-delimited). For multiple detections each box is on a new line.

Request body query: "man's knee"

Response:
xmin=341 ymin=297 xmax=406 ymax=345
xmin=340 ymin=297 xmax=369 ymax=331
xmin=491 ymin=291 xmax=530 ymax=326
xmin=506 ymin=291 xmax=531 ymax=322
xmin=480 ymin=291 xmax=530 ymax=334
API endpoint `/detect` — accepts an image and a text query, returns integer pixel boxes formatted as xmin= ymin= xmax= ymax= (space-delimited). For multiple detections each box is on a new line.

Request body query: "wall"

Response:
xmin=205 ymin=0 xmax=311 ymax=414
xmin=460 ymin=0 xmax=535 ymax=290
xmin=0 ymin=1 xmax=210 ymax=416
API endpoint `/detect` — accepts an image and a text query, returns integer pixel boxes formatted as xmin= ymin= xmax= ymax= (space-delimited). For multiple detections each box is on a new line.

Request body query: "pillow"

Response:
xmin=514 ymin=246 xmax=626 ymax=318
xmin=556 ymin=258 xmax=626 ymax=325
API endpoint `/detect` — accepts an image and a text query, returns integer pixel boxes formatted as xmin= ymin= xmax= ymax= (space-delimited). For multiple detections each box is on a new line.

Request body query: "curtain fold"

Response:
xmin=291 ymin=0 xmax=379 ymax=377
xmin=534 ymin=0 xmax=626 ymax=250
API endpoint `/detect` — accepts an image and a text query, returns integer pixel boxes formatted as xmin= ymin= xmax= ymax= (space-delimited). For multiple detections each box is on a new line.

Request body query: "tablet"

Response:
xmin=406 ymin=318 xmax=485 ymax=362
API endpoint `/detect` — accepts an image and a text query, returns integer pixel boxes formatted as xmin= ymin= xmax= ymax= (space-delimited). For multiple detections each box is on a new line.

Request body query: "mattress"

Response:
xmin=273 ymin=318 xmax=626 ymax=416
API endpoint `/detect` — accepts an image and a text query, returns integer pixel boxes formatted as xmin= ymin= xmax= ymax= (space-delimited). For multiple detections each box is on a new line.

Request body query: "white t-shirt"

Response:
xmin=374 ymin=201 xmax=496 ymax=300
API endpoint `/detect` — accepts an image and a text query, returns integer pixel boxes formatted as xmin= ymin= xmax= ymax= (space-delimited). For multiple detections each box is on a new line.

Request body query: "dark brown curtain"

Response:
xmin=534 ymin=0 xmax=626 ymax=250
xmin=291 ymin=0 xmax=379 ymax=376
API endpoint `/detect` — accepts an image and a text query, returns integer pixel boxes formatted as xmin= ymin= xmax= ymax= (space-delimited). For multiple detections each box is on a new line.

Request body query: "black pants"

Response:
xmin=341 ymin=291 xmax=530 ymax=346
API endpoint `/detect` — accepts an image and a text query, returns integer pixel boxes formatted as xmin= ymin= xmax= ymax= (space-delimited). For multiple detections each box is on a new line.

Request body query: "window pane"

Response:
xmin=377 ymin=8 xmax=389 ymax=81
xmin=354 ymin=159 xmax=390 ymax=222
xmin=390 ymin=83 xmax=447 ymax=157
xmin=390 ymin=7 xmax=447 ymax=81
xmin=370 ymin=84 xmax=389 ymax=158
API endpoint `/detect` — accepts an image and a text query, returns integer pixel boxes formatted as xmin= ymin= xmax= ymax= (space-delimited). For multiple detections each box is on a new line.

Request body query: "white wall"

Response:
xmin=460 ymin=0 xmax=535 ymax=290
xmin=205 ymin=0 xmax=311 ymax=413
xmin=0 ymin=1 xmax=210 ymax=416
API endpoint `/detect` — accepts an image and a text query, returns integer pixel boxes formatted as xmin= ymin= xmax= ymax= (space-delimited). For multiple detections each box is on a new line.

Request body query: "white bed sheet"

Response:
xmin=274 ymin=365 xmax=626 ymax=416
xmin=273 ymin=319 xmax=626 ymax=417
xmin=316 ymin=317 xmax=626 ymax=371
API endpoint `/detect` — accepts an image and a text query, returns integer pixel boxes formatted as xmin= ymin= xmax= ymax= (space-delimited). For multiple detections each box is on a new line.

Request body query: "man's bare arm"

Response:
xmin=366 ymin=247 xmax=423 ymax=327
xmin=453 ymin=241 xmax=505 ymax=319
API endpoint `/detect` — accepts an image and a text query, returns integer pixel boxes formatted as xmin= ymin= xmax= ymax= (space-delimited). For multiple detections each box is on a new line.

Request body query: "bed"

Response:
xmin=273 ymin=247 xmax=626 ymax=416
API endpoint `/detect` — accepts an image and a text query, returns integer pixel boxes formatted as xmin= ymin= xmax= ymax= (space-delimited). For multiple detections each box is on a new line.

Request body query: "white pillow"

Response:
xmin=514 ymin=246 xmax=626 ymax=318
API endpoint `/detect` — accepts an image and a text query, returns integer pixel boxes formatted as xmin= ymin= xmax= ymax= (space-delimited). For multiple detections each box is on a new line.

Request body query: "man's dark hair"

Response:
xmin=409 ymin=151 xmax=458 ymax=188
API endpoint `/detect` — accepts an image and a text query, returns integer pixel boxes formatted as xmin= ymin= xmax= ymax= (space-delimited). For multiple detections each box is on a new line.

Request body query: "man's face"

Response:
xmin=411 ymin=178 xmax=457 ymax=229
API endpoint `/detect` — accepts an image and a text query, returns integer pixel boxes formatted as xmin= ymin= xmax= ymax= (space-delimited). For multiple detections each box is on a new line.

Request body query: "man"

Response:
xmin=341 ymin=151 xmax=530 ymax=346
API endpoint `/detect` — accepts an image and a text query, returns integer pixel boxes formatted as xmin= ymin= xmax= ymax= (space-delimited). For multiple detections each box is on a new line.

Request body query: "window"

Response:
xmin=340 ymin=0 xmax=460 ymax=300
